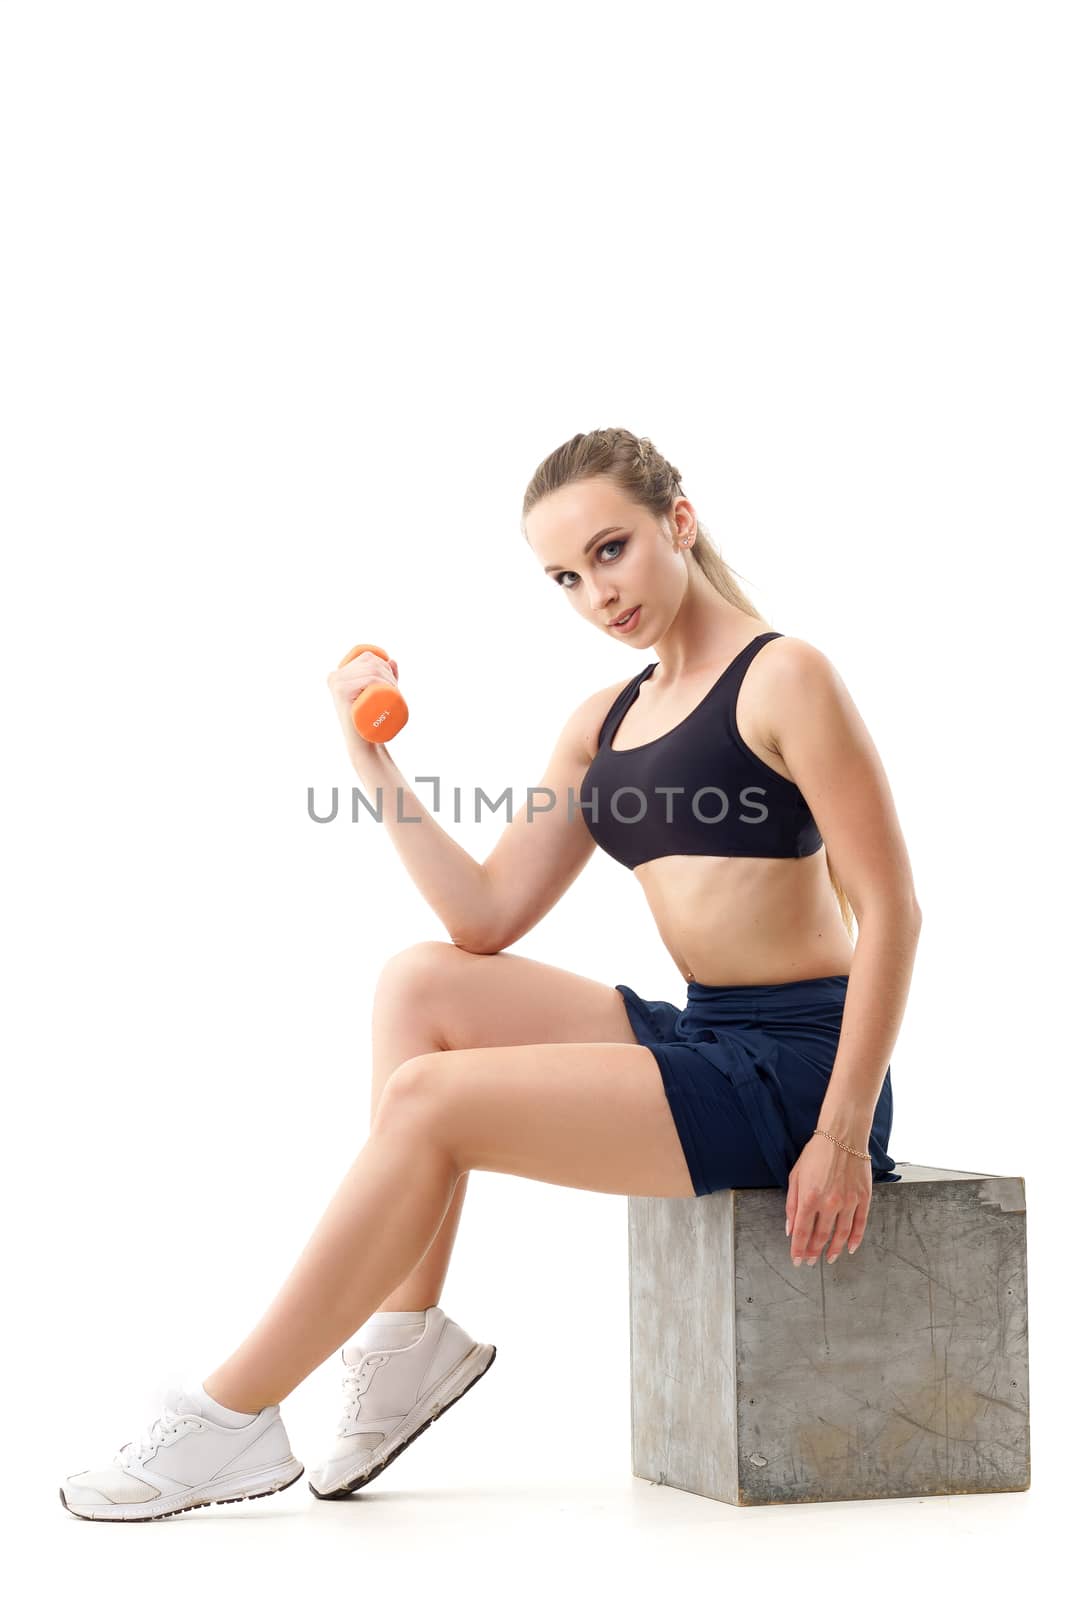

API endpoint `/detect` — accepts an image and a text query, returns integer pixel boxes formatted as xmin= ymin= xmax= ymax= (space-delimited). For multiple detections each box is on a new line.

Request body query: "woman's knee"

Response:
xmin=373 ymin=940 xmax=473 ymax=1017
xmin=374 ymin=1053 xmax=467 ymax=1177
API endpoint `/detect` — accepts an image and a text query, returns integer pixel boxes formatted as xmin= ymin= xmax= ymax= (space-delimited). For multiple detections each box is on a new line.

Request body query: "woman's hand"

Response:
xmin=326 ymin=650 xmax=399 ymax=760
xmin=785 ymin=1132 xmax=873 ymax=1266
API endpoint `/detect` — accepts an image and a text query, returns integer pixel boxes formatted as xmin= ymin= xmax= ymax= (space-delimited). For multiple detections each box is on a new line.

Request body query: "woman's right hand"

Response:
xmin=326 ymin=649 xmax=399 ymax=759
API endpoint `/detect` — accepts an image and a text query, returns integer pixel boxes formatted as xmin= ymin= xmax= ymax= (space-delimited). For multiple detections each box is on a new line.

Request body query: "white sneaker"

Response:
xmin=309 ymin=1306 xmax=496 ymax=1499
xmin=60 ymin=1379 xmax=305 ymax=1522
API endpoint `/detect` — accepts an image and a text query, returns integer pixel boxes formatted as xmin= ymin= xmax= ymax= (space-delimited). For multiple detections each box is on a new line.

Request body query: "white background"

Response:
xmin=2 ymin=0 xmax=1060 ymax=1588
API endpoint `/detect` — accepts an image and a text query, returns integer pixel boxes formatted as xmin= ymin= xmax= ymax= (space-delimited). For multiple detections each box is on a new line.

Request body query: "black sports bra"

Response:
xmin=578 ymin=632 xmax=823 ymax=870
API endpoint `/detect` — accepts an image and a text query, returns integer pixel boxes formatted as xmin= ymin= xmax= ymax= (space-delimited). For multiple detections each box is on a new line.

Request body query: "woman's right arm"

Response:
xmin=328 ymin=652 xmax=624 ymax=953
xmin=346 ymin=738 xmax=498 ymax=948
xmin=328 ymin=651 xmax=494 ymax=948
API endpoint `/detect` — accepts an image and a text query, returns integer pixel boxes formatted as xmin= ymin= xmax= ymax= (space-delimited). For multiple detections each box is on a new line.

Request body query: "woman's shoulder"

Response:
xmin=751 ymin=633 xmax=842 ymax=694
xmin=741 ymin=632 xmax=851 ymax=767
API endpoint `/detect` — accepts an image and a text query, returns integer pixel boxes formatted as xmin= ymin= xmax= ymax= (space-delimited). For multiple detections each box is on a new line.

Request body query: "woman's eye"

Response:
xmin=555 ymin=538 xmax=627 ymax=588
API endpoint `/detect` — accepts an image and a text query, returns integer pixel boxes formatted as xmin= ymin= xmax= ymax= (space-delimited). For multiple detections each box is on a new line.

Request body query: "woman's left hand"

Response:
xmin=785 ymin=1133 xmax=873 ymax=1265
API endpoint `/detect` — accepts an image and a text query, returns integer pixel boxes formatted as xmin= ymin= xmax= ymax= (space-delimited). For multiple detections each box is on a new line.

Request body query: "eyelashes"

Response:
xmin=555 ymin=538 xmax=628 ymax=589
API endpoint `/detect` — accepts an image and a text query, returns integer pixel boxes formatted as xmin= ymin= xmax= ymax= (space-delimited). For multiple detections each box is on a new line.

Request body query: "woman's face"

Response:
xmin=525 ymin=478 xmax=695 ymax=645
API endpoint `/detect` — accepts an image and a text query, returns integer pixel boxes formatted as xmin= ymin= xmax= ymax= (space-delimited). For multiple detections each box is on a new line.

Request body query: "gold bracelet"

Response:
xmin=814 ymin=1127 xmax=872 ymax=1163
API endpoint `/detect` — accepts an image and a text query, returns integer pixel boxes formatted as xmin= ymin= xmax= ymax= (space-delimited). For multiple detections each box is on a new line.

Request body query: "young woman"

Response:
xmin=60 ymin=426 xmax=920 ymax=1521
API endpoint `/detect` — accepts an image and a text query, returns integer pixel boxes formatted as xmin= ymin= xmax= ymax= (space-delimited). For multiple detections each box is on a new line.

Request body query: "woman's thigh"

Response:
xmin=373 ymin=941 xmax=641 ymax=1052
xmin=383 ymin=1040 xmax=697 ymax=1198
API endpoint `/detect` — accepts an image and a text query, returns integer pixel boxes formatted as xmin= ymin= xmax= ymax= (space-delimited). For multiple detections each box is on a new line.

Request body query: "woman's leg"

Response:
xmin=203 ymin=1114 xmax=462 ymax=1413
xmin=202 ymin=1029 xmax=693 ymax=1412
xmin=364 ymin=942 xmax=642 ymax=1313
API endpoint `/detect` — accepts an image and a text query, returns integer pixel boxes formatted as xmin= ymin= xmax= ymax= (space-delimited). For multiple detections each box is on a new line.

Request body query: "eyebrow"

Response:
xmin=543 ymin=525 xmax=628 ymax=574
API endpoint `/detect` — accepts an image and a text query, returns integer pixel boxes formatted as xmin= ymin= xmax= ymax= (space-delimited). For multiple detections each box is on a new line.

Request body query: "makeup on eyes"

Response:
xmin=554 ymin=537 xmax=628 ymax=588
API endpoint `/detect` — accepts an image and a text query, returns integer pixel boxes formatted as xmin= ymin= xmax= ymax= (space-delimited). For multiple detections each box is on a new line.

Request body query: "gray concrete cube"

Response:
xmin=627 ymin=1162 xmax=1029 ymax=1505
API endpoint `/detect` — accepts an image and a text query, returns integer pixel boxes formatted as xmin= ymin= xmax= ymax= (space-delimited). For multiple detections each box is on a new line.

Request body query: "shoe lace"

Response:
xmin=339 ymin=1351 xmax=390 ymax=1426
xmin=114 ymin=1405 xmax=203 ymax=1469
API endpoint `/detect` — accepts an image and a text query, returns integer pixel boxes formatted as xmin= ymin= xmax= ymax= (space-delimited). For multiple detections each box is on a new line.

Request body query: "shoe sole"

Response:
xmin=309 ymin=1341 xmax=497 ymax=1500
xmin=59 ymin=1461 xmax=305 ymax=1522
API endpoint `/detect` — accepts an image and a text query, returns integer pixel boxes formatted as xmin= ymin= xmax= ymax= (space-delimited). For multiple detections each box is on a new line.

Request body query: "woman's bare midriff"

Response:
xmin=586 ymin=630 xmax=856 ymax=987
xmin=635 ymin=850 xmax=855 ymax=986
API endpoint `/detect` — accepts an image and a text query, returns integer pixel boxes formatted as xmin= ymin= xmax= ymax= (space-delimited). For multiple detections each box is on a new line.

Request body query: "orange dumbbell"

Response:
xmin=337 ymin=642 xmax=409 ymax=744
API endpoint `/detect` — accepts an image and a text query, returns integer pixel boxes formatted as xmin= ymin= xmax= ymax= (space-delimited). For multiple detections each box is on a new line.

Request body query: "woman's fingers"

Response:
xmin=790 ymin=1205 xmax=818 ymax=1263
xmin=793 ymin=1201 xmax=868 ymax=1265
xmin=826 ymin=1205 xmax=859 ymax=1263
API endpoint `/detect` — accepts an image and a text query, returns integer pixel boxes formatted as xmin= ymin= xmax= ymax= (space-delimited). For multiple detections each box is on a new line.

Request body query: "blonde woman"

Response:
xmin=60 ymin=426 xmax=918 ymax=1521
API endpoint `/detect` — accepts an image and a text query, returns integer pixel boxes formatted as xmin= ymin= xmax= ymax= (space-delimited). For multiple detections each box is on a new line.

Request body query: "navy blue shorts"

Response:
xmin=615 ymin=974 xmax=901 ymax=1196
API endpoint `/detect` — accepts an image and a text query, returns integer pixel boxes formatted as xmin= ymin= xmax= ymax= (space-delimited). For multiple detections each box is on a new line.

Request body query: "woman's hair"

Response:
xmin=521 ymin=425 xmax=855 ymax=940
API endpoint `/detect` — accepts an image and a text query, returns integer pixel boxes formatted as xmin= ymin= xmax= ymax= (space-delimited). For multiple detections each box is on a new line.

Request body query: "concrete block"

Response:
xmin=627 ymin=1162 xmax=1029 ymax=1505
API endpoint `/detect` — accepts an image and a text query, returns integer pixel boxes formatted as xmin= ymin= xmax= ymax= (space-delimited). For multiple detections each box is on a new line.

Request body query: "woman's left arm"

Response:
xmin=764 ymin=639 xmax=923 ymax=1262
xmin=818 ymin=902 xmax=921 ymax=1140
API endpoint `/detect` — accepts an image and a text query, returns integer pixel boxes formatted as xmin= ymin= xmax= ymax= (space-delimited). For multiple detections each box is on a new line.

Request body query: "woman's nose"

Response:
xmin=587 ymin=582 xmax=618 ymax=613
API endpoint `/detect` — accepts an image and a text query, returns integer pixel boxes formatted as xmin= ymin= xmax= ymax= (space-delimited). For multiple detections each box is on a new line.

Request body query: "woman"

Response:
xmin=60 ymin=426 xmax=920 ymax=1521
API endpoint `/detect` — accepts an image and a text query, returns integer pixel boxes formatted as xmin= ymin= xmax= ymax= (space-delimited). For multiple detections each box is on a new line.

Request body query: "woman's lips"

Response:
xmin=611 ymin=605 xmax=641 ymax=632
